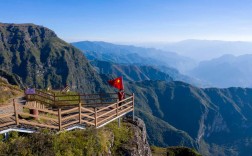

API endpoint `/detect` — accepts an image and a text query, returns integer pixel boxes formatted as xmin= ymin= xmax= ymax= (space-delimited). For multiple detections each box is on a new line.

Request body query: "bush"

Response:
xmin=0 ymin=120 xmax=133 ymax=155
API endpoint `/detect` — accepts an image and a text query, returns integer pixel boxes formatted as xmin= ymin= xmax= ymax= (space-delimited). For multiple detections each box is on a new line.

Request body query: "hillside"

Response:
xmin=0 ymin=77 xmax=23 ymax=104
xmin=126 ymin=80 xmax=252 ymax=156
xmin=0 ymin=23 xmax=109 ymax=93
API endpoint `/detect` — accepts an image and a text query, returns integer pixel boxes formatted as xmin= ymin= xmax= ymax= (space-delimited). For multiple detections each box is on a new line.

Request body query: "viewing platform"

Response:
xmin=0 ymin=89 xmax=134 ymax=134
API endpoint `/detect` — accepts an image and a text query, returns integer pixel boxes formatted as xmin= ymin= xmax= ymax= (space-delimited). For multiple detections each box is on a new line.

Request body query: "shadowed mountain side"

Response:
xmin=0 ymin=23 xmax=110 ymax=93
xmin=125 ymin=80 xmax=252 ymax=156
xmin=136 ymin=109 xmax=197 ymax=148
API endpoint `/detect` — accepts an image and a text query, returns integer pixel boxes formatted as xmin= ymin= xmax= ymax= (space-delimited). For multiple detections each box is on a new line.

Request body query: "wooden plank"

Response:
xmin=116 ymin=102 xmax=118 ymax=116
xmin=58 ymin=108 xmax=62 ymax=130
xmin=0 ymin=121 xmax=15 ymax=127
xmin=81 ymin=107 xmax=95 ymax=113
xmin=96 ymin=103 xmax=117 ymax=113
xmin=62 ymin=114 xmax=79 ymax=122
xmin=13 ymin=100 xmax=19 ymax=125
xmin=22 ymin=105 xmax=58 ymax=115
xmin=19 ymin=120 xmax=58 ymax=129
xmin=81 ymin=119 xmax=95 ymax=126
xmin=132 ymin=93 xmax=135 ymax=121
xmin=118 ymin=106 xmax=133 ymax=115
xmin=81 ymin=113 xmax=95 ymax=120
xmin=118 ymin=101 xmax=133 ymax=109
xmin=97 ymin=113 xmax=117 ymax=125
xmin=0 ymin=113 xmax=14 ymax=118
xmin=95 ymin=108 xmax=97 ymax=127
xmin=79 ymin=103 xmax=81 ymax=124
xmin=0 ymin=105 xmax=13 ymax=109
xmin=62 ymin=120 xmax=79 ymax=128
xmin=97 ymin=108 xmax=116 ymax=119
xmin=119 ymin=96 xmax=133 ymax=103
xmin=61 ymin=107 xmax=78 ymax=114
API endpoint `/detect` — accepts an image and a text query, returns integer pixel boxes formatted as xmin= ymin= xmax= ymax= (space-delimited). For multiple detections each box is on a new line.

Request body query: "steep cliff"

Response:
xmin=0 ymin=23 xmax=109 ymax=93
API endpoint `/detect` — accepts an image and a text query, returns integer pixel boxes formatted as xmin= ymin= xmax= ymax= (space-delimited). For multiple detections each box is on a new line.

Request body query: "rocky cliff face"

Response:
xmin=0 ymin=23 xmax=110 ymax=93
xmin=119 ymin=117 xmax=152 ymax=156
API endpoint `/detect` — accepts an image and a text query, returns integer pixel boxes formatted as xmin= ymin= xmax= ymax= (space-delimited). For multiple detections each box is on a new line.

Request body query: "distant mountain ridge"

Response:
xmin=72 ymin=41 xmax=197 ymax=73
xmin=190 ymin=54 xmax=252 ymax=87
xmin=158 ymin=39 xmax=252 ymax=61
xmin=72 ymin=41 xmax=204 ymax=87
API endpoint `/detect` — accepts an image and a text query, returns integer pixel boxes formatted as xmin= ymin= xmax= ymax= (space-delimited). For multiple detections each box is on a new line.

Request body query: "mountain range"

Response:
xmin=72 ymin=41 xmax=197 ymax=73
xmin=153 ymin=39 xmax=252 ymax=61
xmin=126 ymin=80 xmax=252 ymax=156
xmin=1 ymin=23 xmax=252 ymax=156
xmin=72 ymin=41 xmax=204 ymax=87
xmin=189 ymin=54 xmax=252 ymax=88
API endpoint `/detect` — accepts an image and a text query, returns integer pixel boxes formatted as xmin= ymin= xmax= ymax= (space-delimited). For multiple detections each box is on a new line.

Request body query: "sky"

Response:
xmin=1 ymin=0 xmax=252 ymax=43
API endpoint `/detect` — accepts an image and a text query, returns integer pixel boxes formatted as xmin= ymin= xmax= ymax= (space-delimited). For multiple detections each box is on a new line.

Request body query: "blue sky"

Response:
xmin=1 ymin=0 xmax=252 ymax=43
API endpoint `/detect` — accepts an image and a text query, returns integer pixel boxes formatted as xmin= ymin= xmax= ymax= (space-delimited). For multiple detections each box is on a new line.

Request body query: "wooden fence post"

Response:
xmin=116 ymin=99 xmax=119 ymax=116
xmin=94 ymin=107 xmax=97 ymax=128
xmin=116 ymin=99 xmax=120 ymax=127
xmin=79 ymin=103 xmax=82 ymax=124
xmin=132 ymin=93 xmax=135 ymax=121
xmin=58 ymin=107 xmax=62 ymax=131
xmin=13 ymin=99 xmax=19 ymax=125
xmin=54 ymin=93 xmax=56 ymax=105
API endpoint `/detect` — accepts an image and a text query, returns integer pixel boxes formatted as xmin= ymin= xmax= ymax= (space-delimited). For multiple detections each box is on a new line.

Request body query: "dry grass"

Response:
xmin=0 ymin=80 xmax=23 ymax=104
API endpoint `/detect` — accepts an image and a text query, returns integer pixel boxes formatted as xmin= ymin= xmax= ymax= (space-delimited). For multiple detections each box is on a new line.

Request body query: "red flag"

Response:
xmin=108 ymin=77 xmax=124 ymax=90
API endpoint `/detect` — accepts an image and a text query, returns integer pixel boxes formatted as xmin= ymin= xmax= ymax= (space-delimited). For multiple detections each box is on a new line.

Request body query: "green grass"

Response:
xmin=0 ymin=120 xmax=133 ymax=155
xmin=151 ymin=146 xmax=202 ymax=156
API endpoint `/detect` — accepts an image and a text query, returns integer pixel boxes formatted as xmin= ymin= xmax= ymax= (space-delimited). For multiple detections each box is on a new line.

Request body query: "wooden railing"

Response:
xmin=0 ymin=91 xmax=134 ymax=131
xmin=0 ymin=104 xmax=16 ymax=128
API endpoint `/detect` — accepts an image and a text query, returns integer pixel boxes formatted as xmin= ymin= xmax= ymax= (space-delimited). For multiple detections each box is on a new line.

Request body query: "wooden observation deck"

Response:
xmin=0 ymin=89 xmax=134 ymax=133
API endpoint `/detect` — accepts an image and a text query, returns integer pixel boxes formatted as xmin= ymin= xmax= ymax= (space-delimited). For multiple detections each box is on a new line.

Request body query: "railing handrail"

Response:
xmin=0 ymin=91 xmax=134 ymax=132
xmin=25 ymin=90 xmax=131 ymax=107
